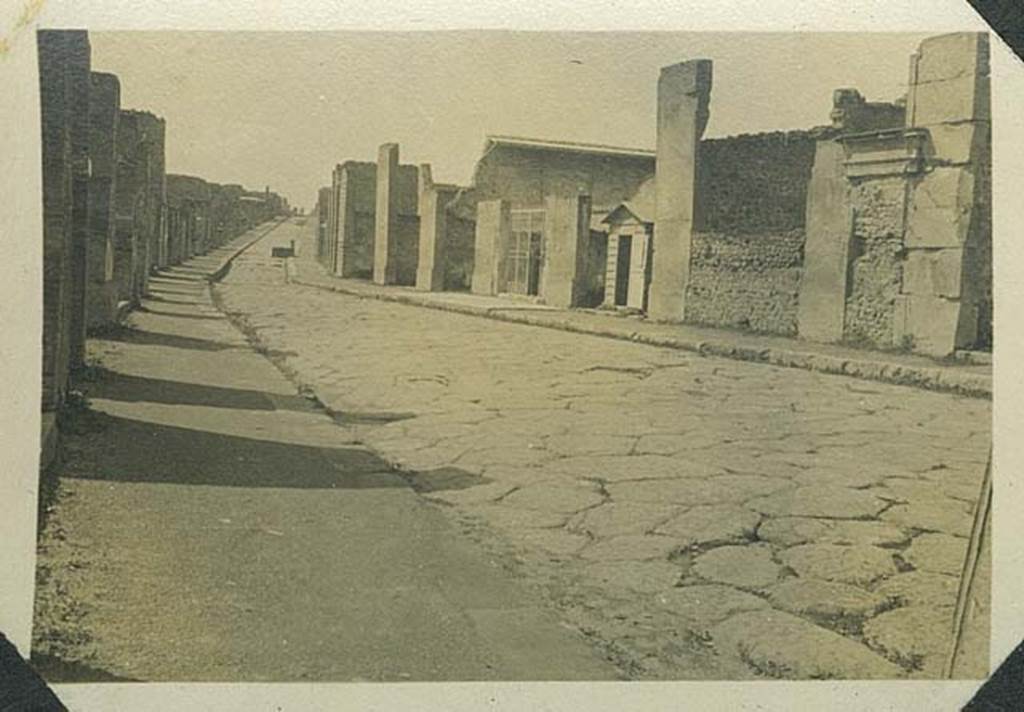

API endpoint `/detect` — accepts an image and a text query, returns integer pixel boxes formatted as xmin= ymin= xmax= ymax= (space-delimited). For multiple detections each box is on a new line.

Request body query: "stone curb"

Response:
xmin=207 ymin=218 xmax=289 ymax=283
xmin=289 ymin=272 xmax=991 ymax=400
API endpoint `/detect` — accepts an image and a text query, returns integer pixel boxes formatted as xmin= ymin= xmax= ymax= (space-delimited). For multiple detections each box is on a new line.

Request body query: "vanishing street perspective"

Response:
xmin=32 ymin=30 xmax=992 ymax=682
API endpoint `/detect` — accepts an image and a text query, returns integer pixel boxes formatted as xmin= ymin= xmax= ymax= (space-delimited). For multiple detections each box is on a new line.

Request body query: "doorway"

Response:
xmin=614 ymin=234 xmax=632 ymax=306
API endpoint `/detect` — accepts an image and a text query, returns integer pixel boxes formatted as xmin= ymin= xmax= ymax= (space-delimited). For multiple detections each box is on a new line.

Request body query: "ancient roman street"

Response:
xmin=23 ymin=29 xmax=996 ymax=695
xmin=33 ymin=217 xmax=990 ymax=680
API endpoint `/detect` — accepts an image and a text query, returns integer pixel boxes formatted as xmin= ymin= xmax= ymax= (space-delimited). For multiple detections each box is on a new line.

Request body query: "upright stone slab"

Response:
xmin=541 ymin=193 xmax=592 ymax=308
xmin=86 ymin=72 xmax=120 ymax=330
xmin=416 ymin=164 xmax=458 ymax=291
xmin=647 ymin=59 xmax=712 ymax=321
xmin=374 ymin=143 xmax=400 ymax=284
xmin=471 ymin=199 xmax=509 ymax=295
xmin=797 ymin=140 xmax=852 ymax=342
xmin=897 ymin=32 xmax=990 ymax=356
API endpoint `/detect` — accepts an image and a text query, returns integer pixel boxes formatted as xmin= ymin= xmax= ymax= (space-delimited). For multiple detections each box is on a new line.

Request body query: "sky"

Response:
xmin=90 ymin=31 xmax=932 ymax=210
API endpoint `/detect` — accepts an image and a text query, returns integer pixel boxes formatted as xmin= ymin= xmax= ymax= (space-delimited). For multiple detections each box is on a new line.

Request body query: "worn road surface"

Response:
xmin=210 ymin=218 xmax=991 ymax=680
xmin=32 ymin=226 xmax=619 ymax=682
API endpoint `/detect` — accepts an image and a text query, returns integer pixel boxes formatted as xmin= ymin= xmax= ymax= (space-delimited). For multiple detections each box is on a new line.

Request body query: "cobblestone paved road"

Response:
xmin=216 ymin=218 xmax=992 ymax=680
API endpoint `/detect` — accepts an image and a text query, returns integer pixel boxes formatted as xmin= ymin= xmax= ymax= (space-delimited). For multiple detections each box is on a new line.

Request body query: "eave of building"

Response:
xmin=483 ymin=134 xmax=656 ymax=160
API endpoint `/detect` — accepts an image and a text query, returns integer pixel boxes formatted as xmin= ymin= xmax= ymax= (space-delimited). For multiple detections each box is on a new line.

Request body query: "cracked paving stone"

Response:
xmin=880 ymin=499 xmax=973 ymax=538
xmin=578 ymin=534 xmax=680 ymax=561
xmin=757 ymin=517 xmax=910 ymax=548
xmin=768 ymin=578 xmax=892 ymax=620
xmin=569 ymin=501 xmax=680 ymax=538
xmin=655 ymin=505 xmax=761 ymax=548
xmin=514 ymin=527 xmax=590 ymax=558
xmin=607 ymin=475 xmax=791 ymax=507
xmin=873 ymin=571 xmax=960 ymax=609
xmin=862 ymin=606 xmax=955 ymax=677
xmin=748 ymin=485 xmax=888 ymax=519
xmin=711 ymin=609 xmax=904 ymax=679
xmin=903 ymin=533 xmax=968 ymax=576
xmin=474 ymin=504 xmax=569 ymax=532
xmin=497 ymin=484 xmax=605 ymax=514
xmin=543 ymin=434 xmax=636 ymax=457
xmin=580 ymin=559 xmax=684 ymax=594
xmin=545 ymin=454 xmax=725 ymax=482
xmin=779 ymin=544 xmax=897 ymax=587
xmin=692 ymin=545 xmax=782 ymax=589
xmin=652 ymin=584 xmax=769 ymax=631
xmin=791 ymin=467 xmax=892 ymax=489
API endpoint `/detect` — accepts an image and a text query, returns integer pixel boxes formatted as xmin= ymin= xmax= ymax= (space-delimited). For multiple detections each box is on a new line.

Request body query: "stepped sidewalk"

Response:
xmin=281 ymin=235 xmax=991 ymax=399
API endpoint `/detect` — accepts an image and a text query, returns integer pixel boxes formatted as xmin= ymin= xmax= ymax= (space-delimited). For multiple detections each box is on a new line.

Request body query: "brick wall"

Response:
xmin=682 ymin=131 xmax=817 ymax=334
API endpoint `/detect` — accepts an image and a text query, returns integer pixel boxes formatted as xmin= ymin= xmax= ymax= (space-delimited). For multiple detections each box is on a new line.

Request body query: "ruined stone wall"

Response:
xmin=687 ymin=230 xmax=805 ymax=334
xmin=336 ymin=161 xmax=377 ymax=279
xmin=472 ymin=145 xmax=655 ymax=211
xmin=683 ymin=131 xmax=817 ymax=334
xmin=843 ymin=177 xmax=906 ymax=346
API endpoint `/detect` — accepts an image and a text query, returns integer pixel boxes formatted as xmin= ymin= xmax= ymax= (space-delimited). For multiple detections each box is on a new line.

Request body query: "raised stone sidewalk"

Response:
xmin=287 ymin=238 xmax=991 ymax=400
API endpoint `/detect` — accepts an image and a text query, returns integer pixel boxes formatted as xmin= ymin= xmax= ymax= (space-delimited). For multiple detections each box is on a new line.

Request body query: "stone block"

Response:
xmin=922 ymin=121 xmax=987 ymax=165
xmin=892 ymin=293 xmax=976 ymax=356
xmin=712 ymin=609 xmax=903 ymax=678
xmin=902 ymin=248 xmax=964 ymax=298
xmin=904 ymin=168 xmax=975 ymax=249
xmin=541 ymin=193 xmax=591 ymax=308
xmin=914 ymin=32 xmax=988 ymax=85
xmin=909 ymin=73 xmax=990 ymax=127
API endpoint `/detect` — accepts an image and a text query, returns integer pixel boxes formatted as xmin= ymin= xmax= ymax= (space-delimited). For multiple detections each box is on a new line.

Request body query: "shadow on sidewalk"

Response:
xmin=86 ymin=368 xmax=313 ymax=413
xmin=62 ymin=409 xmax=409 ymax=490
xmin=100 ymin=325 xmax=239 ymax=353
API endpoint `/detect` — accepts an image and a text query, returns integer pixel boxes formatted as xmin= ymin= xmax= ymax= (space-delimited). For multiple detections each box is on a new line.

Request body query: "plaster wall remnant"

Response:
xmin=647 ymin=59 xmax=712 ymax=321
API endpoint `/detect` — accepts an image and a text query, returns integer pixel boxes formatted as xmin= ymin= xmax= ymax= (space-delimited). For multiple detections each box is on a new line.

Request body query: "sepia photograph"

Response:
xmin=2 ymin=3 xmax=1017 ymax=708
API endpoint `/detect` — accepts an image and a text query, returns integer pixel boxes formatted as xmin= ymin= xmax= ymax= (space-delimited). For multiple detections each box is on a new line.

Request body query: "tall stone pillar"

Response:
xmin=471 ymin=199 xmax=510 ymax=295
xmin=416 ymin=164 xmax=458 ymax=291
xmin=896 ymin=32 xmax=991 ymax=355
xmin=67 ymin=34 xmax=92 ymax=370
xmin=86 ymin=72 xmax=121 ymax=330
xmin=647 ymin=59 xmax=712 ymax=322
xmin=327 ymin=165 xmax=340 ymax=272
xmin=797 ymin=140 xmax=852 ymax=342
xmin=541 ymin=193 xmax=592 ymax=308
xmin=374 ymin=143 xmax=400 ymax=284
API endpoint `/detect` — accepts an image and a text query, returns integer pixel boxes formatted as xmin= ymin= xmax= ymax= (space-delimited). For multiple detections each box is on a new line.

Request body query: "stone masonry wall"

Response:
xmin=683 ymin=131 xmax=817 ymax=334
xmin=843 ymin=177 xmax=907 ymax=346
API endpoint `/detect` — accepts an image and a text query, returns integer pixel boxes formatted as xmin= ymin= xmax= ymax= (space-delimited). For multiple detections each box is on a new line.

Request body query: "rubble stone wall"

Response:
xmin=683 ymin=131 xmax=817 ymax=334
